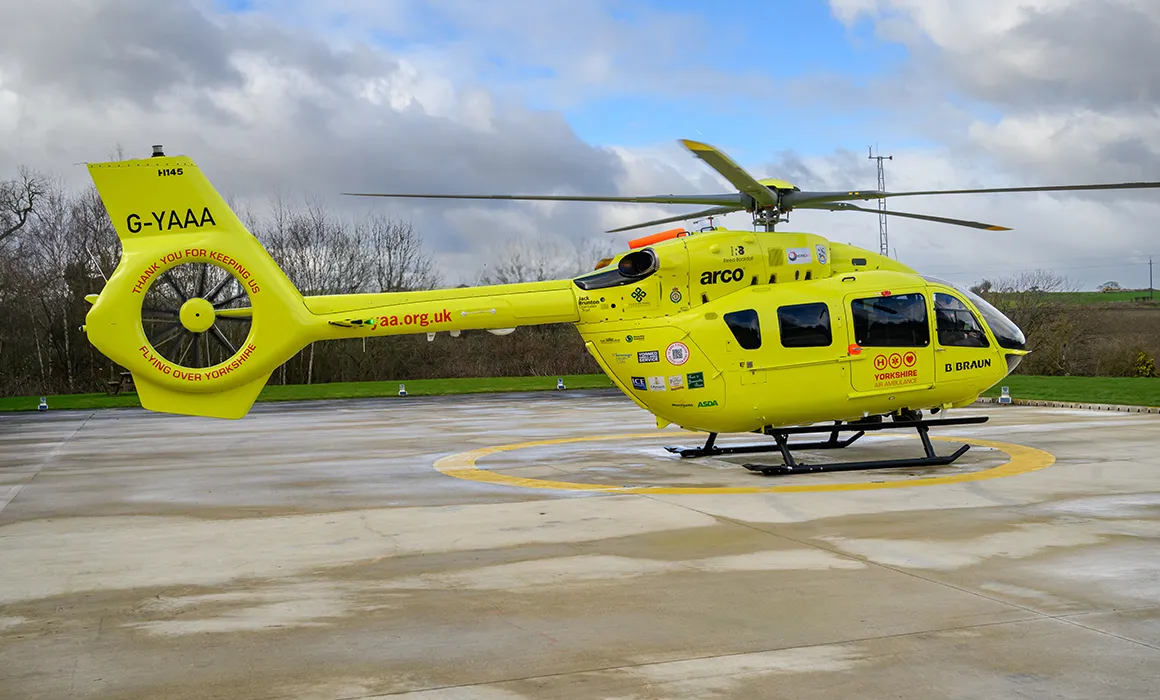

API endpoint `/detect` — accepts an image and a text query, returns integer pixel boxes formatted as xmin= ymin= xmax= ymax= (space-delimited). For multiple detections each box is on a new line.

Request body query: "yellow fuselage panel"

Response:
xmin=580 ymin=267 xmax=1013 ymax=434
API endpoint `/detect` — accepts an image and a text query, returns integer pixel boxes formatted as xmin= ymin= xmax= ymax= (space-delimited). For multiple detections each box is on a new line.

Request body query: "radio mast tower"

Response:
xmin=869 ymin=146 xmax=892 ymax=257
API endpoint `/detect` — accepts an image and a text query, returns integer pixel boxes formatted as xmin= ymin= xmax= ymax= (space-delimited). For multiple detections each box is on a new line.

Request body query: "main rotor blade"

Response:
xmin=680 ymin=139 xmax=779 ymax=207
xmin=802 ymin=202 xmax=1010 ymax=231
xmin=343 ymin=191 xmax=748 ymax=208
xmin=605 ymin=205 xmax=743 ymax=233
xmin=785 ymin=181 xmax=1160 ymax=208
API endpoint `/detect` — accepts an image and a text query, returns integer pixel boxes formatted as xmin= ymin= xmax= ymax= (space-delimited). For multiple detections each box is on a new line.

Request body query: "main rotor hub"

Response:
xmin=179 ymin=298 xmax=216 ymax=333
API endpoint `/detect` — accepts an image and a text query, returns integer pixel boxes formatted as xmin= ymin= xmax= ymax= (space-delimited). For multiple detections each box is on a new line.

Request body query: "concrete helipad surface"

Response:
xmin=2 ymin=391 xmax=1159 ymax=699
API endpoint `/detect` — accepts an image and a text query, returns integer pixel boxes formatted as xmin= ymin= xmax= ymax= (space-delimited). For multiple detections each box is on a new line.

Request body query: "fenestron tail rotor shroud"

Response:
xmin=343 ymin=139 xmax=1160 ymax=233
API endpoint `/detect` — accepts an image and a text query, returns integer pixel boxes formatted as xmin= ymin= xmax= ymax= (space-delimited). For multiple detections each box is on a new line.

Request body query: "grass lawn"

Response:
xmin=3 ymin=373 xmax=1157 ymax=413
xmin=981 ymin=375 xmax=1160 ymax=407
xmin=0 ymin=374 xmax=616 ymax=413
xmin=1051 ymin=290 xmax=1156 ymax=304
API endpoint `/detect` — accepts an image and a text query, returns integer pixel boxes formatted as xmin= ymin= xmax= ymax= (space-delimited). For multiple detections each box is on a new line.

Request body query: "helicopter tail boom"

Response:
xmin=82 ymin=150 xmax=580 ymax=420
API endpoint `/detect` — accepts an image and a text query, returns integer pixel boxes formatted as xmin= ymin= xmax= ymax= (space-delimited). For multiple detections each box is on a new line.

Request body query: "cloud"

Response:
xmin=832 ymin=0 xmax=1160 ymax=111
xmin=741 ymin=0 xmax=1160 ymax=288
xmin=1 ymin=0 xmax=1155 ymax=290
xmin=0 ymin=0 xmax=716 ymax=283
xmin=827 ymin=0 xmax=1160 ymax=178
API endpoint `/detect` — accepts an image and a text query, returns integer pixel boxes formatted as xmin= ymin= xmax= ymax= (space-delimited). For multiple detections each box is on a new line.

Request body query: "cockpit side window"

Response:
xmin=724 ymin=309 xmax=761 ymax=350
xmin=934 ymin=293 xmax=990 ymax=348
xmin=922 ymin=276 xmax=1027 ymax=350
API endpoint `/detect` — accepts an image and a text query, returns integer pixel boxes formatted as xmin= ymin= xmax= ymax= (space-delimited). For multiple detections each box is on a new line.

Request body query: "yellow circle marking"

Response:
xmin=433 ymin=432 xmax=1055 ymax=494
xmin=179 ymin=297 xmax=216 ymax=333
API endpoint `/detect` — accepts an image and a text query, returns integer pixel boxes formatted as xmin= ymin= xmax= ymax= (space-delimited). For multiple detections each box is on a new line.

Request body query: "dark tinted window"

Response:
xmin=851 ymin=293 xmax=930 ymax=347
xmin=778 ymin=303 xmax=832 ymax=348
xmin=934 ymin=293 xmax=989 ymax=347
xmin=922 ymin=276 xmax=1026 ymax=350
xmin=724 ymin=309 xmax=761 ymax=350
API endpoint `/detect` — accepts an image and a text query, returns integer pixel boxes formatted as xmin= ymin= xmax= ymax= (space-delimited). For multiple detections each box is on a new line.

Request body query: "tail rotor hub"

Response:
xmin=179 ymin=298 xmax=216 ymax=333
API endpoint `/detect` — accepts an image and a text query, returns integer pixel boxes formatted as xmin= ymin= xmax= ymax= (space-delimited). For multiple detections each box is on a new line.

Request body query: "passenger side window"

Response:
xmin=724 ymin=309 xmax=761 ymax=350
xmin=934 ymin=293 xmax=990 ymax=347
xmin=778 ymin=302 xmax=832 ymax=348
xmin=851 ymin=293 xmax=930 ymax=347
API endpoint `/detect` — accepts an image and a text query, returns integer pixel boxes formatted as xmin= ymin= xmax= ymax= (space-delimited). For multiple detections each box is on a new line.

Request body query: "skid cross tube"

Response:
xmin=744 ymin=416 xmax=987 ymax=476
xmin=664 ymin=421 xmax=865 ymax=459
xmin=664 ymin=415 xmax=988 ymax=476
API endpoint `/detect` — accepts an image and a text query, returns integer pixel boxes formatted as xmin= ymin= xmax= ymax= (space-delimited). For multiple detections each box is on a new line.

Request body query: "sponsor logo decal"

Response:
xmin=686 ymin=371 xmax=705 ymax=389
xmin=665 ymin=341 xmax=690 ymax=366
xmin=625 ymin=334 xmax=643 ymax=343
xmin=668 ymin=375 xmax=684 ymax=390
xmin=874 ymin=352 xmax=918 ymax=372
xmin=786 ymin=247 xmax=812 ymax=265
xmin=697 ymin=399 xmax=719 ymax=408
xmin=945 ymin=358 xmax=992 ymax=372
xmin=631 ymin=376 xmax=647 ymax=390
xmin=648 ymin=376 xmax=667 ymax=391
xmin=613 ymin=352 xmax=633 ymax=364
xmin=637 ymin=350 xmax=660 ymax=363
xmin=700 ymin=268 xmax=744 ymax=285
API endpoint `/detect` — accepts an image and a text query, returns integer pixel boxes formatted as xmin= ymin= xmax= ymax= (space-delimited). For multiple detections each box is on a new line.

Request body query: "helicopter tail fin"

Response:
xmin=88 ymin=151 xmax=247 ymax=243
xmin=83 ymin=150 xmax=312 ymax=420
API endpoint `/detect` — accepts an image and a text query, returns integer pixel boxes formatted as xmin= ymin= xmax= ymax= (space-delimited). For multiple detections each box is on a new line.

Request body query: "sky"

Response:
xmin=1 ymin=0 xmax=1158 ymax=289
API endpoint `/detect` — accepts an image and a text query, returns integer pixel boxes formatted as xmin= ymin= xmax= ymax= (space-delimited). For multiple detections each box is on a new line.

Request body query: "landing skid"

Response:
xmin=663 ymin=416 xmax=988 ymax=477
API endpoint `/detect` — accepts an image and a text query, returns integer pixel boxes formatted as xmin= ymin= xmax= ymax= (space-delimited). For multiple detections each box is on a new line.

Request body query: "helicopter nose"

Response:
xmin=978 ymin=303 xmax=1027 ymax=374
xmin=1004 ymin=348 xmax=1024 ymax=374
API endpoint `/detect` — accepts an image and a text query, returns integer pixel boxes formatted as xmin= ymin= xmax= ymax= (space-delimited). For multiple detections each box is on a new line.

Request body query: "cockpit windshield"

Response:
xmin=922 ymin=276 xmax=1027 ymax=351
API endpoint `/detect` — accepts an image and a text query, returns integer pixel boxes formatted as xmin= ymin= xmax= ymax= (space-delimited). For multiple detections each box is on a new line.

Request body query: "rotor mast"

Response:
xmin=869 ymin=146 xmax=892 ymax=257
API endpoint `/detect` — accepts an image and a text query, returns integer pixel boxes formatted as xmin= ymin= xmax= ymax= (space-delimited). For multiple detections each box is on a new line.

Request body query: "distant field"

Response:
xmin=0 ymin=374 xmax=615 ymax=413
xmin=981 ymin=375 xmax=1160 ymax=407
xmin=993 ymin=290 xmax=1158 ymax=305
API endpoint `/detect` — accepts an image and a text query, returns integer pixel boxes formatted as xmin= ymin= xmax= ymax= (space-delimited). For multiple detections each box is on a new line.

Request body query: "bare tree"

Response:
xmin=361 ymin=215 xmax=441 ymax=292
xmin=257 ymin=195 xmax=369 ymax=295
xmin=982 ymin=270 xmax=1093 ymax=375
xmin=1 ymin=167 xmax=48 ymax=243
xmin=477 ymin=234 xmax=618 ymax=284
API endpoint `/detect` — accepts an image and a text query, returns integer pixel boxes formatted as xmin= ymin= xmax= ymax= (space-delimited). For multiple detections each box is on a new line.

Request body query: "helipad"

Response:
xmin=2 ymin=391 xmax=1159 ymax=699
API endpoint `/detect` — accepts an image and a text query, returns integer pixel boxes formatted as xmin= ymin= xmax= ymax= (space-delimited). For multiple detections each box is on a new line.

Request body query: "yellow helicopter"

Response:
xmin=80 ymin=140 xmax=1160 ymax=475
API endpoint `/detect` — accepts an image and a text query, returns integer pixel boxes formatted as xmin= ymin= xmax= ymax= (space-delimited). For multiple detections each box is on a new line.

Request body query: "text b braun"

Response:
xmin=945 ymin=358 xmax=992 ymax=372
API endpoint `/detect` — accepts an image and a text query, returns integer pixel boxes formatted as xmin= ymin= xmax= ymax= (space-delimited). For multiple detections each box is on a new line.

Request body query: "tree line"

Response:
xmin=969 ymin=272 xmax=1158 ymax=378
xmin=0 ymin=169 xmax=609 ymax=397
xmin=1 ymin=168 xmax=1156 ymax=399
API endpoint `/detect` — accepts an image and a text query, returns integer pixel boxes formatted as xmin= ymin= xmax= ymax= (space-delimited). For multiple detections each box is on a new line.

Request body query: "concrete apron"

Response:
xmin=1 ymin=393 xmax=1159 ymax=699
